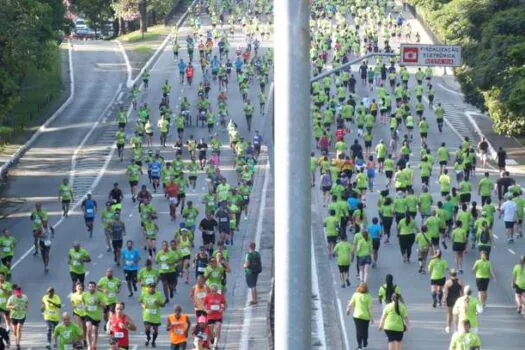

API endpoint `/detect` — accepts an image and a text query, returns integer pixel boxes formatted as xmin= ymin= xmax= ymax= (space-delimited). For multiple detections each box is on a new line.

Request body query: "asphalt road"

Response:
xmin=0 ymin=13 xmax=272 ymax=349
xmin=310 ymin=5 xmax=525 ymax=350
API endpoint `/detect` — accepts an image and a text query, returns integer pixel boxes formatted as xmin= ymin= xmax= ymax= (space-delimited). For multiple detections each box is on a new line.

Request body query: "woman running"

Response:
xmin=346 ymin=282 xmax=373 ymax=350
xmin=354 ymin=230 xmax=372 ymax=283
xmin=512 ymin=256 xmax=525 ymax=314
xmin=428 ymin=250 xmax=448 ymax=308
xmin=451 ymin=220 xmax=467 ymax=274
xmin=443 ymin=269 xmax=464 ymax=334
xmin=378 ymin=274 xmax=402 ymax=309
xmin=379 ymin=293 xmax=409 ymax=350
xmin=471 ymin=251 xmax=495 ymax=308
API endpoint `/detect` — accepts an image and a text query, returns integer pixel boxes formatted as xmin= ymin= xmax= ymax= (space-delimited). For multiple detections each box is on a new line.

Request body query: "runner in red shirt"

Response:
xmin=202 ymin=285 xmax=227 ymax=349
xmin=186 ymin=64 xmax=194 ymax=86
xmin=165 ymin=179 xmax=179 ymax=220
xmin=107 ymin=302 xmax=136 ymax=350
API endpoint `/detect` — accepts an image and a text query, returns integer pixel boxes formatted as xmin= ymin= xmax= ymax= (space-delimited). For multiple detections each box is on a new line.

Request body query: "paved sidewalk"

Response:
xmin=401 ymin=4 xmax=525 ymax=173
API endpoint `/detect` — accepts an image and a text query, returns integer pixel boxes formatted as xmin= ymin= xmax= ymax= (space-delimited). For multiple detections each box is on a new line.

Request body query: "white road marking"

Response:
xmin=508 ymin=249 xmax=516 ymax=255
xmin=336 ymin=298 xmax=351 ymax=350
xmin=311 ymin=230 xmax=327 ymax=350
xmin=437 ymin=83 xmax=464 ymax=97
xmin=493 ymin=234 xmax=499 ymax=239
xmin=98 ymin=254 xmax=103 ymax=259
xmin=239 ymin=161 xmax=270 ymax=350
xmin=115 ymin=40 xmax=133 ymax=87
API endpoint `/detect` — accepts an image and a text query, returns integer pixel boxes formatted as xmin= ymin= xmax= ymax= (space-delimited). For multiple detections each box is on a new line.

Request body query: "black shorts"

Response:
xmin=453 ymin=242 xmax=466 ymax=252
xmin=124 ymin=269 xmax=138 ymax=281
xmin=112 ymin=240 xmax=123 ymax=250
xmin=86 ymin=316 xmax=100 ymax=327
xmin=177 ymin=193 xmax=186 ymax=200
xmin=372 ymin=238 xmax=381 ymax=250
xmin=152 ymin=175 xmax=160 ymax=180
xmin=202 ymin=233 xmax=215 ymax=246
xmin=129 ymin=180 xmax=138 ymax=187
xmin=327 ymin=236 xmax=338 ymax=244
xmin=208 ymin=318 xmax=222 ymax=325
xmin=218 ymin=224 xmax=230 ymax=234
xmin=505 ymin=221 xmax=515 ymax=229
xmin=144 ymin=321 xmax=161 ymax=327
xmin=431 ymin=278 xmax=446 ymax=287
xmin=171 ymin=343 xmax=187 ymax=350
xmin=476 ymin=278 xmax=490 ymax=292
xmin=385 ymin=170 xmax=393 ymax=179
xmin=70 ymin=272 xmax=85 ymax=285
xmin=177 ymin=128 xmax=184 ymax=134
xmin=364 ymin=141 xmax=372 ymax=148
xmin=160 ymin=271 xmax=178 ymax=285
xmin=246 ymin=272 xmax=258 ymax=288
xmin=12 ymin=317 xmax=25 ymax=326
xmin=357 ymin=255 xmax=371 ymax=266
xmin=395 ymin=213 xmax=405 ymax=224
xmin=431 ymin=237 xmax=439 ymax=246
xmin=514 ymin=284 xmax=525 ymax=294
xmin=439 ymin=160 xmax=447 ymax=166
xmin=189 ymin=175 xmax=197 ymax=181
xmin=321 ymin=185 xmax=331 ymax=193
xmin=336 ymin=264 xmax=349 ymax=273
xmin=385 ymin=330 xmax=404 ymax=342
xmin=195 ymin=310 xmax=207 ymax=318
xmin=146 ymin=132 xmax=154 ymax=136
xmin=62 ymin=200 xmax=71 ymax=206
xmin=459 ymin=193 xmax=471 ymax=203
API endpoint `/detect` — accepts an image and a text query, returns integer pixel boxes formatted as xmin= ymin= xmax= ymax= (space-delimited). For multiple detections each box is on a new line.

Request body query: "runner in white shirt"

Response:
xmin=500 ymin=193 xmax=517 ymax=243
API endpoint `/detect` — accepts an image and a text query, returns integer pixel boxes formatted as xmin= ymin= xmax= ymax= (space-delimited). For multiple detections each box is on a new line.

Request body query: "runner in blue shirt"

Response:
xmin=121 ymin=240 xmax=141 ymax=297
xmin=235 ymin=57 xmax=243 ymax=74
xmin=178 ymin=59 xmax=187 ymax=83
xmin=149 ymin=160 xmax=162 ymax=193
xmin=253 ymin=130 xmax=263 ymax=157
xmin=367 ymin=217 xmax=383 ymax=268
xmin=81 ymin=192 xmax=97 ymax=237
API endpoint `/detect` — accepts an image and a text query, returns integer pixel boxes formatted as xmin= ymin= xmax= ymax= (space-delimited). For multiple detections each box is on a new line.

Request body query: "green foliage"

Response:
xmin=408 ymin=0 xmax=525 ymax=135
xmin=75 ymin=0 xmax=114 ymax=31
xmin=0 ymin=0 xmax=67 ymax=130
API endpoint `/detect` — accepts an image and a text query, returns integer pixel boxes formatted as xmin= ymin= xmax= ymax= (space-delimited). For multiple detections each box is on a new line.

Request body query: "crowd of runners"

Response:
xmin=310 ymin=1 xmax=525 ymax=350
xmin=4 ymin=1 xmax=270 ymax=349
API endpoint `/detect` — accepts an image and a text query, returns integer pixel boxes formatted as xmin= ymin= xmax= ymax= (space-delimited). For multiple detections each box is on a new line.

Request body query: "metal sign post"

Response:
xmin=274 ymin=0 xmax=312 ymax=348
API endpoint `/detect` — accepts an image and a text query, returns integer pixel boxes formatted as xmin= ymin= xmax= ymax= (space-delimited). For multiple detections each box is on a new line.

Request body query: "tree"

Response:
xmin=139 ymin=0 xmax=148 ymax=36
xmin=111 ymin=0 xmax=140 ymax=35
xmin=75 ymin=0 xmax=113 ymax=34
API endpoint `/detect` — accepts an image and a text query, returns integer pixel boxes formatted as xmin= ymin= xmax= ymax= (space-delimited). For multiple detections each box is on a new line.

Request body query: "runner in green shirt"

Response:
xmin=512 ymin=256 xmax=525 ymax=313
xmin=41 ymin=287 xmax=62 ymax=347
xmin=82 ymin=281 xmax=104 ymax=349
xmin=156 ymin=241 xmax=179 ymax=303
xmin=8 ymin=285 xmax=28 ymax=349
xmin=58 ymin=178 xmax=74 ymax=217
xmin=0 ymin=229 xmax=15 ymax=270
xmin=324 ymin=210 xmax=340 ymax=255
xmin=428 ymin=250 xmax=448 ymax=307
xmin=345 ymin=283 xmax=373 ymax=349
xmin=449 ymin=320 xmax=482 ymax=350
xmin=139 ymin=284 xmax=165 ymax=347
xmin=53 ymin=312 xmax=84 ymax=350
xmin=472 ymin=251 xmax=495 ymax=307
xmin=478 ymin=172 xmax=493 ymax=206
xmin=68 ymin=242 xmax=91 ymax=292
xmin=0 ymin=273 xmax=11 ymax=327
xmin=97 ymin=269 xmax=121 ymax=323
xmin=379 ymin=294 xmax=409 ymax=344
xmin=415 ymin=226 xmax=431 ymax=273
xmin=333 ymin=236 xmax=352 ymax=288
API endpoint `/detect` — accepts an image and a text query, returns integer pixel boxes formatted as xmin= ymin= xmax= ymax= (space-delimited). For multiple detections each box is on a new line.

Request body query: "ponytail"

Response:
xmin=393 ymin=293 xmax=401 ymax=316
xmin=385 ymin=274 xmax=395 ymax=303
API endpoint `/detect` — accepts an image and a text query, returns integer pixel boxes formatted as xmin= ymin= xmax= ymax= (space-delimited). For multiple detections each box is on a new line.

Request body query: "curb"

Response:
xmin=0 ymin=40 xmax=75 ymax=180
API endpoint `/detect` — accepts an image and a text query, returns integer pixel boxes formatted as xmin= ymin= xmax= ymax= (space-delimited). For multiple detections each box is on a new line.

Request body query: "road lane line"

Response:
xmin=311 ymin=231 xmax=327 ymax=349
xmin=239 ymin=160 xmax=269 ymax=350
xmin=437 ymin=83 xmax=464 ymax=97
xmin=508 ymin=249 xmax=516 ymax=255
xmin=336 ymin=298 xmax=350 ymax=350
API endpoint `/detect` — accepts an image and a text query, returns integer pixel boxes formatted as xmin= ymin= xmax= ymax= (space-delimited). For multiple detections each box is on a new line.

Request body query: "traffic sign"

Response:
xmin=400 ymin=44 xmax=462 ymax=67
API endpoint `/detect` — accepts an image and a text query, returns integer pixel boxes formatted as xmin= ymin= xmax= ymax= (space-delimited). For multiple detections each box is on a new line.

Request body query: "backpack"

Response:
xmin=321 ymin=174 xmax=332 ymax=187
xmin=250 ymin=252 xmax=262 ymax=274
xmin=479 ymin=229 xmax=489 ymax=244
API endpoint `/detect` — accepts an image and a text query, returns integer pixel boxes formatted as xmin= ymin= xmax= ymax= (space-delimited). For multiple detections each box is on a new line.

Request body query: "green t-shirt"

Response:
xmin=415 ymin=232 xmax=431 ymax=249
xmin=324 ymin=216 xmax=339 ymax=237
xmin=204 ymin=265 xmax=225 ymax=289
xmin=7 ymin=294 xmax=28 ymax=320
xmin=512 ymin=264 xmax=525 ymax=289
xmin=418 ymin=193 xmax=433 ymax=215
xmin=424 ymin=216 xmax=440 ymax=238
xmin=138 ymin=267 xmax=160 ymax=290
xmin=69 ymin=248 xmax=90 ymax=274
xmin=478 ymin=177 xmax=493 ymax=197
xmin=53 ymin=322 xmax=83 ymax=349
xmin=156 ymin=250 xmax=179 ymax=273
xmin=42 ymin=294 xmax=62 ymax=322
xmin=82 ymin=291 xmax=104 ymax=321
xmin=473 ymin=259 xmax=492 ymax=279
xmin=139 ymin=291 xmax=165 ymax=324
xmin=428 ymin=258 xmax=448 ymax=280
xmin=98 ymin=277 xmax=121 ymax=305
xmin=437 ymin=147 xmax=449 ymax=162
xmin=382 ymin=301 xmax=408 ymax=331
xmin=334 ymin=241 xmax=352 ymax=266
xmin=0 ymin=282 xmax=12 ymax=310
xmin=453 ymin=296 xmax=480 ymax=328
xmin=356 ymin=238 xmax=372 ymax=257
xmin=449 ymin=331 xmax=482 ymax=350
xmin=438 ymin=175 xmax=450 ymax=192
xmin=350 ymin=292 xmax=372 ymax=320
xmin=452 ymin=228 xmax=467 ymax=243
xmin=0 ymin=236 xmax=15 ymax=257
xmin=398 ymin=219 xmax=417 ymax=235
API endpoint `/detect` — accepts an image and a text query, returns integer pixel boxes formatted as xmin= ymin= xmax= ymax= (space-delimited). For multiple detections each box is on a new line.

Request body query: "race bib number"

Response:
xmin=197 ymin=292 xmax=206 ymax=298
xmin=145 ymin=278 xmax=154 ymax=284
xmin=47 ymin=310 xmax=56 ymax=315
xmin=210 ymin=304 xmax=220 ymax=311
xmin=2 ymin=247 xmax=9 ymax=253
xmin=147 ymin=308 xmax=157 ymax=314
xmin=108 ymin=292 xmax=115 ymax=298
xmin=161 ymin=263 xmax=169 ymax=270
xmin=64 ymin=345 xmax=73 ymax=350
xmin=244 ymin=196 xmax=249 ymax=200
xmin=108 ymin=282 xmax=115 ymax=288
xmin=86 ymin=208 xmax=94 ymax=214
xmin=44 ymin=240 xmax=52 ymax=247
xmin=220 ymin=218 xmax=228 ymax=222
xmin=114 ymin=331 xmax=124 ymax=339
xmin=175 ymin=328 xmax=184 ymax=335
xmin=72 ymin=260 xmax=80 ymax=266
xmin=126 ymin=260 xmax=134 ymax=266
xmin=197 ymin=267 xmax=206 ymax=272
xmin=87 ymin=305 xmax=97 ymax=312
xmin=181 ymin=247 xmax=190 ymax=255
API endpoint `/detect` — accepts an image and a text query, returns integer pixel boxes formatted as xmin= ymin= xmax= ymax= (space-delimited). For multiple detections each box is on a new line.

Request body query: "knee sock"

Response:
xmin=432 ymin=291 xmax=437 ymax=302
xmin=145 ymin=329 xmax=151 ymax=341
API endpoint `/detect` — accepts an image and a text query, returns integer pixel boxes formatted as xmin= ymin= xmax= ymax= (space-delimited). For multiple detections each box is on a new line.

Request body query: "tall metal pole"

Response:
xmin=274 ymin=0 xmax=311 ymax=348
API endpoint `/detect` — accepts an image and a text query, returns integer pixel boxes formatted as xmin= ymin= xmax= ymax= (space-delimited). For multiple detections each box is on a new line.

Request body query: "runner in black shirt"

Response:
xmin=199 ymin=213 xmax=218 ymax=251
xmin=109 ymin=183 xmax=124 ymax=203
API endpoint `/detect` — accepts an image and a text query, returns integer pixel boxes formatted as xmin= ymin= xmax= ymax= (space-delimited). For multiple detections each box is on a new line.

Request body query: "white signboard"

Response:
xmin=400 ymin=44 xmax=462 ymax=67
